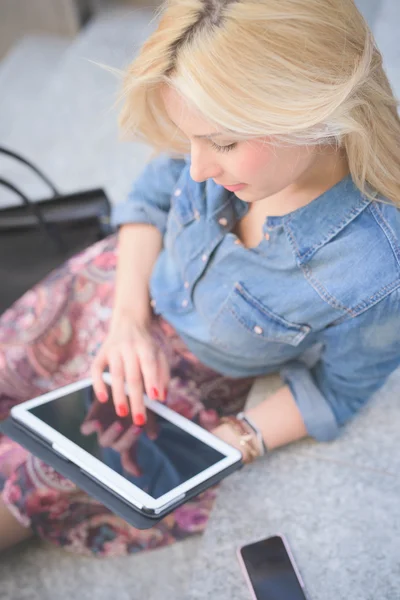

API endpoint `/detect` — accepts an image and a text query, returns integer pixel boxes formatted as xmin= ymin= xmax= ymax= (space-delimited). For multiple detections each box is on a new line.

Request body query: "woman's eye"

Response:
xmin=210 ymin=141 xmax=237 ymax=153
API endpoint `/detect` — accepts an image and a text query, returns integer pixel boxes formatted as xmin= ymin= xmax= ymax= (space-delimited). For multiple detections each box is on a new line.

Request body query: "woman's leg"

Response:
xmin=0 ymin=233 xmax=255 ymax=557
xmin=0 ymin=495 xmax=32 ymax=552
xmin=0 ymin=235 xmax=119 ymax=554
xmin=0 ymin=316 xmax=255 ymax=558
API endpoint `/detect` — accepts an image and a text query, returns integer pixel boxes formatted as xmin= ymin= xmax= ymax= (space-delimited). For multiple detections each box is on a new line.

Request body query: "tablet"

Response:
xmin=11 ymin=372 xmax=242 ymax=516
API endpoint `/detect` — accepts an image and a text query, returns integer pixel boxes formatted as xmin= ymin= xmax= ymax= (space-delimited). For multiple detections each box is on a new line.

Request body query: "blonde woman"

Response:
xmin=0 ymin=0 xmax=399 ymax=557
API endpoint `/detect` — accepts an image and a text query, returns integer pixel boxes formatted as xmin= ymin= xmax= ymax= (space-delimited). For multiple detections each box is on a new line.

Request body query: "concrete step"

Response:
xmin=0 ymin=34 xmax=70 ymax=142
xmin=0 ymin=34 xmax=70 ymax=207
xmin=0 ymin=8 xmax=157 ymax=208
xmin=0 ymin=534 xmax=202 ymax=600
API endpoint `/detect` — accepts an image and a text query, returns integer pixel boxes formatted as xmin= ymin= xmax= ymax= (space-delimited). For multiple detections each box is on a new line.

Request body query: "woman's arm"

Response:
xmin=92 ymin=154 xmax=187 ymax=419
xmin=214 ymin=385 xmax=307 ymax=454
xmin=110 ymin=153 xmax=187 ymax=325
xmin=111 ymin=223 xmax=163 ymax=328
xmin=245 ymin=385 xmax=307 ymax=450
xmin=216 ymin=287 xmax=400 ymax=457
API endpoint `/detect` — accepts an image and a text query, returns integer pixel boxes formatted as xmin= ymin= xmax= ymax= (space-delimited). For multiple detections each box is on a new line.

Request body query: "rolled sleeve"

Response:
xmin=280 ymin=360 xmax=340 ymax=441
xmin=111 ymin=153 xmax=187 ymax=235
xmin=281 ymin=288 xmax=400 ymax=442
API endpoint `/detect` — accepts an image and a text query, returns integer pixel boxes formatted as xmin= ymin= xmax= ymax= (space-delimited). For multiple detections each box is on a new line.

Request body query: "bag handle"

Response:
xmin=0 ymin=146 xmax=60 ymax=196
xmin=0 ymin=178 xmax=66 ymax=252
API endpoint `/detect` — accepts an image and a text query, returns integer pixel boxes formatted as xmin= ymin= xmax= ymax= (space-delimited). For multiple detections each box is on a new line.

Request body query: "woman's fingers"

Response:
xmin=121 ymin=446 xmax=142 ymax=477
xmin=136 ymin=337 xmax=163 ymax=402
xmin=108 ymin=352 xmax=131 ymax=418
xmin=111 ymin=424 xmax=141 ymax=452
xmin=90 ymin=350 xmax=109 ymax=403
xmin=98 ymin=421 xmax=125 ymax=447
xmin=80 ymin=419 xmax=102 ymax=436
xmin=158 ymin=351 xmax=171 ymax=402
xmin=82 ymin=394 xmax=101 ymax=423
xmin=122 ymin=348 xmax=146 ymax=426
xmin=145 ymin=411 xmax=159 ymax=441
xmin=89 ymin=324 xmax=171 ymax=429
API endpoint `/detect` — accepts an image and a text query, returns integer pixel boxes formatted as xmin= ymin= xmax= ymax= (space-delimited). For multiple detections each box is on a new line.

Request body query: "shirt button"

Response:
xmin=254 ymin=325 xmax=263 ymax=335
xmin=184 ymin=281 xmax=189 ymax=289
xmin=218 ymin=217 xmax=228 ymax=226
xmin=201 ymin=254 xmax=207 ymax=262
xmin=264 ymin=232 xmax=270 ymax=241
xmin=174 ymin=188 xmax=182 ymax=196
xmin=182 ymin=299 xmax=188 ymax=307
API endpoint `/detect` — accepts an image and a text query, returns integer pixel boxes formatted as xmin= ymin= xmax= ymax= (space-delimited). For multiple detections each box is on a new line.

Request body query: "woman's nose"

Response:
xmin=189 ymin=146 xmax=222 ymax=183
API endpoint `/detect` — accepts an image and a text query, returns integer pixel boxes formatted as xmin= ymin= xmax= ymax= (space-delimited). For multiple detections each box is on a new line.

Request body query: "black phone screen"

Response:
xmin=240 ymin=536 xmax=307 ymax=600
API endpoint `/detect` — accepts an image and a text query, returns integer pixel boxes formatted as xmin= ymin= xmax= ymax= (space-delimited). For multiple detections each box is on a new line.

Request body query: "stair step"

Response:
xmin=1 ymin=8 xmax=157 ymax=208
xmin=0 ymin=34 xmax=70 ymax=141
xmin=0 ymin=34 xmax=70 ymax=207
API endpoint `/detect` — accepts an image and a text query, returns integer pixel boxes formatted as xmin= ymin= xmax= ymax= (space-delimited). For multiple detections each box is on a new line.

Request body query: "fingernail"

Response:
xmin=117 ymin=405 xmax=129 ymax=418
xmin=150 ymin=387 xmax=159 ymax=400
xmin=134 ymin=413 xmax=146 ymax=427
xmin=98 ymin=391 xmax=108 ymax=403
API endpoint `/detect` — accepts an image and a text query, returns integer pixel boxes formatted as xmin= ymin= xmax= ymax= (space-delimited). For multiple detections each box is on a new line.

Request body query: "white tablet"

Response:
xmin=11 ymin=372 xmax=242 ymax=515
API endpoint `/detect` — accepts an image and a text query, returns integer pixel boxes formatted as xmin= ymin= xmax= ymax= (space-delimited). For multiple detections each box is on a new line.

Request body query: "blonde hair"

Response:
xmin=119 ymin=0 xmax=400 ymax=205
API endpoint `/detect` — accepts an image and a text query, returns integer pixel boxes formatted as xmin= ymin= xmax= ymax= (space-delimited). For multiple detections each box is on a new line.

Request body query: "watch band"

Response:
xmin=236 ymin=412 xmax=267 ymax=456
xmin=219 ymin=416 xmax=260 ymax=464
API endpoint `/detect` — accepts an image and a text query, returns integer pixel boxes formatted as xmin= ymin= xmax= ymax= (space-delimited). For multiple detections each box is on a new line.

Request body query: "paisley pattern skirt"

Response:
xmin=0 ymin=235 xmax=254 ymax=557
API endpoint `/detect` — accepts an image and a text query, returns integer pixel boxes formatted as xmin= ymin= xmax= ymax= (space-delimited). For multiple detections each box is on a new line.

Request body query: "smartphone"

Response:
xmin=237 ymin=534 xmax=308 ymax=600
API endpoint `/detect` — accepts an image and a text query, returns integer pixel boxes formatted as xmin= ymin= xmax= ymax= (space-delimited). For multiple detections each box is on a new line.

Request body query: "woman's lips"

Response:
xmin=220 ymin=183 xmax=247 ymax=192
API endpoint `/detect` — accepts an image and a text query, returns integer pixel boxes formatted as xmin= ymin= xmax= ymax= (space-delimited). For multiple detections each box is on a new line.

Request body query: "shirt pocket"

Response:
xmin=210 ymin=282 xmax=311 ymax=358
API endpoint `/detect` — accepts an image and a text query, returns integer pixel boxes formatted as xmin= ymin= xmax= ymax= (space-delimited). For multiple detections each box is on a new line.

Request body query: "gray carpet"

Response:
xmin=0 ymin=535 xmax=200 ymax=600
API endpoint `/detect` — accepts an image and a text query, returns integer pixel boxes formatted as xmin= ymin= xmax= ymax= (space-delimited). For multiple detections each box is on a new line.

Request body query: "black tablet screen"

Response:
xmin=28 ymin=385 xmax=224 ymax=499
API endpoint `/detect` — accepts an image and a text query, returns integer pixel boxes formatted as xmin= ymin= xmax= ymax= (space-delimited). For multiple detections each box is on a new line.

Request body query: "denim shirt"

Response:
xmin=112 ymin=153 xmax=400 ymax=441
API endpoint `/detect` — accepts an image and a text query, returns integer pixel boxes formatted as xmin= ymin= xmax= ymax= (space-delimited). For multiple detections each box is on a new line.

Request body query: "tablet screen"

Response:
xmin=28 ymin=385 xmax=224 ymax=499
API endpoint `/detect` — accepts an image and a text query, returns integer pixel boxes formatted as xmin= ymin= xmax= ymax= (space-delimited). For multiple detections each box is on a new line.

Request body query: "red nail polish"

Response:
xmin=98 ymin=391 xmax=108 ymax=403
xmin=134 ymin=413 xmax=146 ymax=427
xmin=117 ymin=405 xmax=129 ymax=418
xmin=150 ymin=387 xmax=159 ymax=399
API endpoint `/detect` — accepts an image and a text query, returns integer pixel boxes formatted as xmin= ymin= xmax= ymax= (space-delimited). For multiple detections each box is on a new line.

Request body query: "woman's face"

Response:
xmin=161 ymin=85 xmax=319 ymax=204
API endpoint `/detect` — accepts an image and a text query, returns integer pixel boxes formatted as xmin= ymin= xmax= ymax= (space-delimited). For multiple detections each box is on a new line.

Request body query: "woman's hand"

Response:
xmin=91 ymin=314 xmax=170 ymax=426
xmin=211 ymin=423 xmax=244 ymax=454
xmin=198 ymin=409 xmax=244 ymax=456
xmin=80 ymin=399 xmax=159 ymax=477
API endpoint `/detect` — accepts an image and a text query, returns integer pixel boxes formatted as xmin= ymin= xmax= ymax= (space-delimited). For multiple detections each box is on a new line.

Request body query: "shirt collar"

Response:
xmin=198 ymin=167 xmax=374 ymax=265
xmin=267 ymin=175 xmax=374 ymax=265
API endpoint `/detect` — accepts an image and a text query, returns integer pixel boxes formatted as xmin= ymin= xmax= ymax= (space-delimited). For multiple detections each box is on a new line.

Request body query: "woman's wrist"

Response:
xmin=110 ymin=305 xmax=152 ymax=333
xmin=216 ymin=416 xmax=264 ymax=464
xmin=236 ymin=412 xmax=267 ymax=457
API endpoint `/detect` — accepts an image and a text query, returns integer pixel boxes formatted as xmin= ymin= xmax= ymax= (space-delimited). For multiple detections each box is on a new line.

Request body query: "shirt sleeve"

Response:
xmin=111 ymin=153 xmax=187 ymax=235
xmin=279 ymin=287 xmax=400 ymax=441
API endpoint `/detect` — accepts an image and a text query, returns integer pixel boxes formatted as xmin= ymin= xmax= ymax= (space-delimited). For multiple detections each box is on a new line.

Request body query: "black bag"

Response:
xmin=0 ymin=147 xmax=114 ymax=315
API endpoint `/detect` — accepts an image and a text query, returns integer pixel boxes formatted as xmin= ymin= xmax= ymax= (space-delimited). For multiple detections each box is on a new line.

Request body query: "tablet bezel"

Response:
xmin=11 ymin=373 xmax=242 ymax=513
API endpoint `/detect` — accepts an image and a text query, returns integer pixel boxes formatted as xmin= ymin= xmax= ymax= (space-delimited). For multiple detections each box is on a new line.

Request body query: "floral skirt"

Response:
xmin=0 ymin=235 xmax=254 ymax=557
